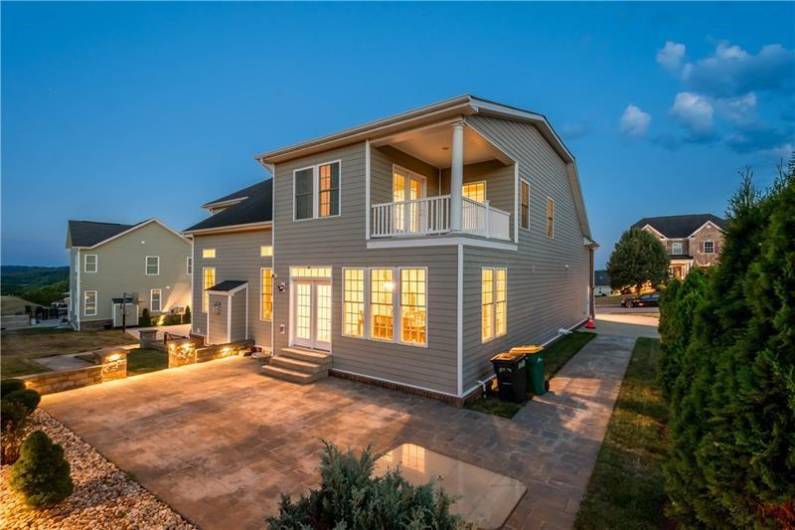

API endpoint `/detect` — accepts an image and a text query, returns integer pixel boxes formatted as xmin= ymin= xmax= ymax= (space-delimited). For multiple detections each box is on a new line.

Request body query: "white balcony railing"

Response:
xmin=370 ymin=195 xmax=511 ymax=241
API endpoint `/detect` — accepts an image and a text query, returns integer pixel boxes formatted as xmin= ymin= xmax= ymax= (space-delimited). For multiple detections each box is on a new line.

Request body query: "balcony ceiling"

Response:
xmin=378 ymin=124 xmax=511 ymax=168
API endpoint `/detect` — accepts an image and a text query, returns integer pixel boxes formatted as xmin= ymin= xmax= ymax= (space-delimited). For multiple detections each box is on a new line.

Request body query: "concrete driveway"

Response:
xmin=42 ymin=334 xmax=634 ymax=530
xmin=590 ymin=311 xmax=660 ymax=339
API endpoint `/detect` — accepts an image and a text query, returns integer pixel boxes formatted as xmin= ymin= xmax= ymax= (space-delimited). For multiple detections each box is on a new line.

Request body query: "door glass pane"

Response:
xmin=295 ymin=168 xmax=314 ymax=219
xmin=295 ymin=283 xmax=312 ymax=340
xmin=316 ymin=283 xmax=332 ymax=344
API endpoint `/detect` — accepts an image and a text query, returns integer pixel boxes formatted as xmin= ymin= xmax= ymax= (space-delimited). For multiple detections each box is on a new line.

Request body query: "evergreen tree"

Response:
xmin=10 ymin=430 xmax=73 ymax=507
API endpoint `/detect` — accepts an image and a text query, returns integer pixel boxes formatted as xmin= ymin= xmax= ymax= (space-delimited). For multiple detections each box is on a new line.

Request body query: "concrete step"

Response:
xmin=262 ymin=364 xmax=327 ymax=384
xmin=270 ymin=355 xmax=324 ymax=374
xmin=280 ymin=347 xmax=332 ymax=367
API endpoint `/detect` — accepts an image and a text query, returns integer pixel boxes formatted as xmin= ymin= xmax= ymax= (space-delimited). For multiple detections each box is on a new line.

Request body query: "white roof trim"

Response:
xmin=207 ymin=283 xmax=248 ymax=296
xmin=72 ymin=219 xmax=190 ymax=249
xmin=183 ymin=221 xmax=273 ymax=236
xmin=202 ymin=197 xmax=248 ymax=210
xmin=639 ymin=223 xmax=667 ymax=240
xmin=688 ymin=220 xmax=724 ymax=238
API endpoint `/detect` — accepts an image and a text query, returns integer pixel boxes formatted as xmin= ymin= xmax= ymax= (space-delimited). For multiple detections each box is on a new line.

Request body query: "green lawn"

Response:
xmin=574 ymin=337 xmax=668 ymax=529
xmin=465 ymin=331 xmax=597 ymax=418
xmin=1 ymin=356 xmax=50 ymax=378
xmin=126 ymin=348 xmax=168 ymax=376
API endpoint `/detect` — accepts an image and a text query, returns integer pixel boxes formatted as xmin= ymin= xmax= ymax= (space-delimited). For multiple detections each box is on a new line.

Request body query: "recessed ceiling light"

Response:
xmin=441 ymin=146 xmax=449 ymax=151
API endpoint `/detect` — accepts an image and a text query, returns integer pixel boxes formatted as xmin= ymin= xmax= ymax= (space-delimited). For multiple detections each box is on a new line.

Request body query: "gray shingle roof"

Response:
xmin=207 ymin=280 xmax=247 ymax=292
xmin=201 ymin=180 xmax=272 ymax=208
xmin=186 ymin=179 xmax=272 ymax=232
xmin=632 ymin=214 xmax=726 ymax=238
xmin=68 ymin=220 xmax=138 ymax=247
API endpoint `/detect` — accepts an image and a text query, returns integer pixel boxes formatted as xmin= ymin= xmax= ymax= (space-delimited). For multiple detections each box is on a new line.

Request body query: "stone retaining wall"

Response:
xmin=21 ymin=348 xmax=128 ymax=395
xmin=167 ymin=339 xmax=253 ymax=368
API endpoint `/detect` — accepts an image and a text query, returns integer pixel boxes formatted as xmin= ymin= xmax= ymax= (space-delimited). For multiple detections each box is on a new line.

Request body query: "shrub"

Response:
xmin=164 ymin=313 xmax=182 ymax=325
xmin=182 ymin=305 xmax=191 ymax=324
xmin=10 ymin=430 xmax=73 ymax=507
xmin=267 ymin=442 xmax=463 ymax=530
xmin=4 ymin=389 xmax=41 ymax=414
xmin=1 ymin=379 xmax=25 ymax=397
xmin=1 ymin=401 xmax=30 ymax=464
xmin=139 ymin=308 xmax=152 ymax=327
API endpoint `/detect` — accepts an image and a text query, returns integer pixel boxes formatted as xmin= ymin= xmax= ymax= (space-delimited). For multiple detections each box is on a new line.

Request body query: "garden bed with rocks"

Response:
xmin=0 ymin=410 xmax=195 ymax=529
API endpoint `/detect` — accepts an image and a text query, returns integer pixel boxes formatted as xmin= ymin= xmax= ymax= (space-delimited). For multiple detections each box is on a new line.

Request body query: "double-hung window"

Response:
xmin=260 ymin=267 xmax=272 ymax=320
xmin=146 ymin=256 xmax=160 ymax=276
xmin=482 ymin=267 xmax=507 ymax=342
xmin=202 ymin=267 xmax=215 ymax=312
xmin=187 ymin=257 xmax=193 ymax=275
xmin=260 ymin=245 xmax=273 ymax=257
xmin=294 ymin=161 xmax=341 ymax=220
xmin=520 ymin=180 xmax=530 ymax=229
xmin=671 ymin=242 xmax=683 ymax=255
xmin=150 ymin=288 xmax=162 ymax=312
xmin=202 ymin=248 xmax=216 ymax=258
xmin=84 ymin=290 xmax=97 ymax=316
xmin=343 ymin=267 xmax=427 ymax=346
xmin=545 ymin=198 xmax=555 ymax=238
xmin=462 ymin=181 xmax=487 ymax=203
xmin=84 ymin=254 xmax=98 ymax=273
xmin=703 ymin=240 xmax=714 ymax=253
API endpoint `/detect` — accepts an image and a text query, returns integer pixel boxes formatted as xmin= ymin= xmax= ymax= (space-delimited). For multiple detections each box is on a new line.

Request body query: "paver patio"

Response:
xmin=41 ymin=334 xmax=634 ymax=530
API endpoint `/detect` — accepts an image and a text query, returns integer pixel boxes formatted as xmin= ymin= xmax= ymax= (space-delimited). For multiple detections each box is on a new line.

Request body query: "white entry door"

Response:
xmin=292 ymin=279 xmax=332 ymax=351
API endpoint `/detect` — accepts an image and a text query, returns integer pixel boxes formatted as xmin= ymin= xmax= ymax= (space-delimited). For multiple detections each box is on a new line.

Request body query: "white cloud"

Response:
xmin=671 ymin=92 xmax=714 ymax=134
xmin=762 ymin=143 xmax=794 ymax=160
xmin=620 ymin=105 xmax=651 ymax=137
xmin=656 ymin=41 xmax=686 ymax=73
xmin=715 ymin=92 xmax=757 ymax=125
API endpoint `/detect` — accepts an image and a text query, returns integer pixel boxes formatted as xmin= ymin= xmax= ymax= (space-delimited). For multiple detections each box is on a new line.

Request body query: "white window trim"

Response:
xmin=202 ymin=266 xmax=216 ymax=313
xmin=260 ymin=245 xmax=273 ymax=257
xmin=187 ymin=256 xmax=193 ymax=275
xmin=462 ymin=180 xmax=488 ymax=203
xmin=481 ymin=266 xmax=507 ymax=343
xmin=292 ymin=159 xmax=342 ymax=222
xmin=260 ymin=267 xmax=272 ymax=321
xmin=202 ymin=248 xmax=216 ymax=259
xmin=145 ymin=256 xmax=160 ymax=276
xmin=150 ymin=288 xmax=162 ymax=313
xmin=84 ymin=254 xmax=98 ymax=273
xmin=671 ymin=241 xmax=684 ymax=255
xmin=84 ymin=290 xmax=97 ymax=317
xmin=341 ymin=266 xmax=428 ymax=348
xmin=703 ymin=240 xmax=714 ymax=254
xmin=545 ymin=197 xmax=555 ymax=239
xmin=392 ymin=164 xmax=428 ymax=201
xmin=519 ymin=179 xmax=531 ymax=231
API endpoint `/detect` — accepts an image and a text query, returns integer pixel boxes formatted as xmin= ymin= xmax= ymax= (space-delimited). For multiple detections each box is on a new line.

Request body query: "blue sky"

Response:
xmin=2 ymin=2 xmax=793 ymax=268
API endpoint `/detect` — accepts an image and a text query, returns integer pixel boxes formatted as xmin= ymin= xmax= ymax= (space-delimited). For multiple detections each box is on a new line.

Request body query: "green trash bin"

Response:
xmin=527 ymin=352 xmax=546 ymax=395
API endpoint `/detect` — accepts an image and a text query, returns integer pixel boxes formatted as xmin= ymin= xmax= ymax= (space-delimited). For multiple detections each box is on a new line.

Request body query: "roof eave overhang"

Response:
xmin=183 ymin=221 xmax=273 ymax=236
xmin=201 ymin=197 xmax=248 ymax=210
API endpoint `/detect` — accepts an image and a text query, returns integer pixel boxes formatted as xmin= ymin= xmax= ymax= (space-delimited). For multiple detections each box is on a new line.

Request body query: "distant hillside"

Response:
xmin=1 ymin=266 xmax=69 ymax=305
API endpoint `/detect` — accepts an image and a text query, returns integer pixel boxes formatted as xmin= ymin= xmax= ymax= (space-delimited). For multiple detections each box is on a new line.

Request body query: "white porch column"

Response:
xmin=450 ymin=121 xmax=464 ymax=231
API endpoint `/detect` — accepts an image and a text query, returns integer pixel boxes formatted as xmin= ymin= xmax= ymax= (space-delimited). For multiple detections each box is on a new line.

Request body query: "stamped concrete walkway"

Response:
xmin=41 ymin=334 xmax=633 ymax=530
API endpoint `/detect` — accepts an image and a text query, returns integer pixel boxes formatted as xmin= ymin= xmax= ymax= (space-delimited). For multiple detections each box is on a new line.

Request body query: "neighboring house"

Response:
xmin=188 ymin=95 xmax=597 ymax=403
xmin=66 ymin=219 xmax=192 ymax=330
xmin=632 ymin=213 xmax=726 ymax=280
xmin=184 ymin=180 xmax=273 ymax=348
xmin=594 ymin=270 xmax=612 ymax=296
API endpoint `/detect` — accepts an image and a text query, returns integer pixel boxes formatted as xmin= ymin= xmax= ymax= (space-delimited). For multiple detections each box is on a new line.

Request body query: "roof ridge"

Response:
xmin=69 ymin=219 xmax=134 ymax=226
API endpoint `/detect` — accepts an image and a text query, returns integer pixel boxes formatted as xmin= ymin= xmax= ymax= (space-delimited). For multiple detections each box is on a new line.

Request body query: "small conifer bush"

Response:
xmin=10 ymin=430 xmax=74 ymax=507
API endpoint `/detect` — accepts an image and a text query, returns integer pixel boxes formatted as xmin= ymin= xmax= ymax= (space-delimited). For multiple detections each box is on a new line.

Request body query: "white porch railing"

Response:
xmin=370 ymin=195 xmax=511 ymax=241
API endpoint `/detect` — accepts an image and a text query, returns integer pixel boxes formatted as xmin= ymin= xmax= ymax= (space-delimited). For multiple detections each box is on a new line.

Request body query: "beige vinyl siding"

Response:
xmin=462 ymin=115 xmax=590 ymax=392
xmin=230 ymin=290 xmax=247 ymax=341
xmin=370 ymin=146 xmax=440 ymax=204
xmin=273 ymin=142 xmax=459 ymax=395
xmin=75 ymin=222 xmax=191 ymax=324
xmin=191 ymin=229 xmax=272 ymax=349
xmin=207 ymin=293 xmax=228 ymax=344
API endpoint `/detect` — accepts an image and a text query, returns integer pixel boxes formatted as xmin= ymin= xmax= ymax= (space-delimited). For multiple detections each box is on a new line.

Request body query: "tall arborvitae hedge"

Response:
xmin=660 ymin=162 xmax=795 ymax=529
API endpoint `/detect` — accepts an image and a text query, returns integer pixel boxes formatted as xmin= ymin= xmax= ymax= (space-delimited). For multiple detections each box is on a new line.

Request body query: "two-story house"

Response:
xmin=632 ymin=213 xmax=726 ymax=280
xmin=66 ymin=219 xmax=192 ymax=330
xmin=187 ymin=95 xmax=597 ymax=404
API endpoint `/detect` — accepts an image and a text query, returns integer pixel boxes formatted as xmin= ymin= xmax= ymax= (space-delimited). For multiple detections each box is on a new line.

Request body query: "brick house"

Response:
xmin=632 ymin=214 xmax=726 ymax=280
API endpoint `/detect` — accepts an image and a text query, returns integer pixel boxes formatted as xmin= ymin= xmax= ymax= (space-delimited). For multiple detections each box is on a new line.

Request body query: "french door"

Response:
xmin=393 ymin=166 xmax=426 ymax=233
xmin=292 ymin=279 xmax=332 ymax=351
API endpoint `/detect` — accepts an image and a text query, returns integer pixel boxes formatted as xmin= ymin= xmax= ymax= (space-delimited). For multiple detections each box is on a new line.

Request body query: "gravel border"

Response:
xmin=1 ymin=410 xmax=196 ymax=529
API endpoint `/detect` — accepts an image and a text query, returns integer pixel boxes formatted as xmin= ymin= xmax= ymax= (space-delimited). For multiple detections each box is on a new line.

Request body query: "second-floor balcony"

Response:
xmin=371 ymin=195 xmax=511 ymax=240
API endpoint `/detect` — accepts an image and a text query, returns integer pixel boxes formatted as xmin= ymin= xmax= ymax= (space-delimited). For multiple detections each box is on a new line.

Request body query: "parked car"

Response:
xmin=622 ymin=294 xmax=660 ymax=308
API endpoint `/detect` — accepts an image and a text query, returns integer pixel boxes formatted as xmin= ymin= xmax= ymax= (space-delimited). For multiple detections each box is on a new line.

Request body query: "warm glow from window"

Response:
xmin=203 ymin=248 xmax=216 ymax=258
xmin=260 ymin=245 xmax=273 ymax=257
xmin=370 ymin=269 xmax=394 ymax=341
xmin=151 ymin=288 xmax=162 ymax=313
xmin=84 ymin=290 xmax=97 ymax=316
xmin=202 ymin=267 xmax=215 ymax=312
xmin=290 ymin=266 xmax=332 ymax=278
xmin=546 ymin=197 xmax=555 ymax=238
xmin=520 ymin=181 xmax=530 ymax=229
xmin=343 ymin=269 xmax=365 ymax=337
xmin=261 ymin=268 xmax=272 ymax=320
xmin=318 ymin=162 xmax=340 ymax=217
xmin=482 ymin=267 xmax=507 ymax=341
xmin=400 ymin=268 xmax=426 ymax=345
xmin=462 ymin=181 xmax=486 ymax=203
